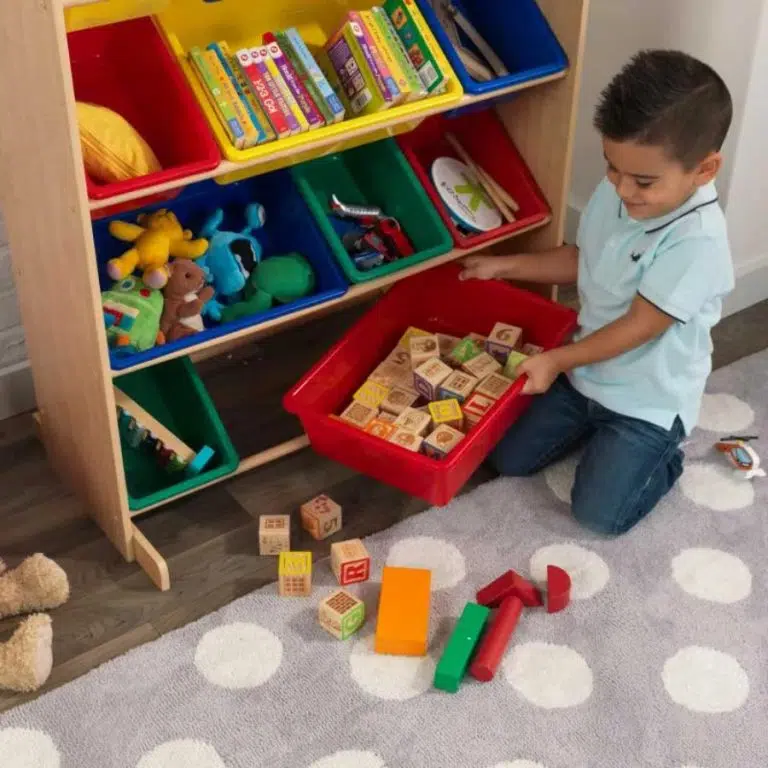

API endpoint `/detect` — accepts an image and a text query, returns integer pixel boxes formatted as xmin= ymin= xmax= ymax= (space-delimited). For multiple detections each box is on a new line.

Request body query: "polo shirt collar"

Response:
xmin=618 ymin=181 xmax=719 ymax=234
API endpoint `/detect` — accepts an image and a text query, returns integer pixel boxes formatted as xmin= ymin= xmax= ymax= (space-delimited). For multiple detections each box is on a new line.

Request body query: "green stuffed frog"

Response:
xmin=220 ymin=252 xmax=315 ymax=324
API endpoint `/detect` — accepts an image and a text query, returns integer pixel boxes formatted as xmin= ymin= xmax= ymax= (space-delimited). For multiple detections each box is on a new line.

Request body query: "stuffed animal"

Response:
xmin=160 ymin=259 xmax=215 ymax=343
xmin=102 ymin=275 xmax=166 ymax=354
xmin=107 ymin=209 xmax=209 ymax=290
xmin=0 ymin=554 xmax=70 ymax=692
xmin=198 ymin=203 xmax=266 ymax=321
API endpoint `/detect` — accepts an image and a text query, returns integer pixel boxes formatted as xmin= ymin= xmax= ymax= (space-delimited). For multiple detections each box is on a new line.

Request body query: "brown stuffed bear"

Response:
xmin=0 ymin=554 xmax=70 ymax=692
xmin=160 ymin=259 xmax=215 ymax=343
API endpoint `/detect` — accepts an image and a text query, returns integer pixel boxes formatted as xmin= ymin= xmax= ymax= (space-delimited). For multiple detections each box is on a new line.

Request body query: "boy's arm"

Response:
xmin=519 ymin=296 xmax=674 ymax=394
xmin=460 ymin=244 xmax=579 ymax=285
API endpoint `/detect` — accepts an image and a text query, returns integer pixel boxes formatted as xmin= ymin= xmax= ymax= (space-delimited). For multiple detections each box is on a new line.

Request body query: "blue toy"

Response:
xmin=198 ymin=203 xmax=267 ymax=321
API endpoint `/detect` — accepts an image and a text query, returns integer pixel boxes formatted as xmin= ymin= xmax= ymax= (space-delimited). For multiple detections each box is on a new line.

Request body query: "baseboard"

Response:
xmin=0 ymin=360 xmax=34 ymax=421
xmin=723 ymin=253 xmax=768 ymax=317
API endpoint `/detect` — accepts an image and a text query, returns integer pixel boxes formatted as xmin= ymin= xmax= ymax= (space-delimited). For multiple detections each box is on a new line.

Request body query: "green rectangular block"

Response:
xmin=434 ymin=602 xmax=490 ymax=693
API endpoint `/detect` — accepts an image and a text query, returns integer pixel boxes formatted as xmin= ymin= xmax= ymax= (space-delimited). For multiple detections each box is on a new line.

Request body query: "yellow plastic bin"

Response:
xmin=151 ymin=0 xmax=463 ymax=178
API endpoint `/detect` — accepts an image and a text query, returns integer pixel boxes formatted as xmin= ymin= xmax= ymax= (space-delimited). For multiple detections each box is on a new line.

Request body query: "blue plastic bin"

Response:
xmin=417 ymin=0 xmax=568 ymax=97
xmin=94 ymin=171 xmax=349 ymax=370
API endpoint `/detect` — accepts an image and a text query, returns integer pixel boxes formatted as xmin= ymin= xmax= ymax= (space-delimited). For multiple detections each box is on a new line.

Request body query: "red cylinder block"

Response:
xmin=469 ymin=595 xmax=523 ymax=682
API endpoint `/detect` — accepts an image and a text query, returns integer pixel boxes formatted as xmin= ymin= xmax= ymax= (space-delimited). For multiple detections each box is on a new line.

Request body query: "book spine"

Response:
xmin=285 ymin=27 xmax=345 ymax=123
xmin=351 ymin=11 xmax=401 ymax=105
xmin=208 ymin=42 xmax=266 ymax=146
xmin=402 ymin=0 xmax=451 ymax=93
xmin=276 ymin=30 xmax=334 ymax=125
xmin=372 ymin=6 xmax=426 ymax=100
xmin=235 ymin=48 xmax=291 ymax=138
xmin=347 ymin=12 xmax=392 ymax=104
xmin=250 ymin=47 xmax=300 ymax=135
xmin=257 ymin=44 xmax=306 ymax=134
xmin=324 ymin=29 xmax=377 ymax=116
xmin=362 ymin=9 xmax=410 ymax=104
xmin=229 ymin=50 xmax=277 ymax=144
xmin=189 ymin=47 xmax=245 ymax=148
xmin=262 ymin=33 xmax=325 ymax=130
xmin=205 ymin=49 xmax=257 ymax=149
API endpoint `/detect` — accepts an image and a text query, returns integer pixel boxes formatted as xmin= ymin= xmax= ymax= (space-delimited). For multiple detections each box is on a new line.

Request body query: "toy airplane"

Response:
xmin=715 ymin=435 xmax=765 ymax=480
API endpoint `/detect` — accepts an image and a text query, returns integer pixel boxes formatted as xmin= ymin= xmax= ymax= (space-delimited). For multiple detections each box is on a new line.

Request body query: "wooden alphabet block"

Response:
xmin=413 ymin=358 xmax=452 ymax=401
xmin=278 ymin=551 xmax=312 ymax=597
xmin=380 ymin=385 xmax=419 ymax=415
xmin=339 ymin=401 xmax=379 ymax=429
xmin=448 ymin=337 xmax=482 ymax=367
xmin=365 ymin=418 xmax=399 ymax=440
xmin=388 ymin=427 xmax=424 ymax=452
xmin=437 ymin=370 xmax=478 ymax=403
xmin=353 ymin=380 xmax=390 ymax=409
xmin=428 ymin=399 xmax=464 ymax=431
xmin=437 ymin=333 xmax=461 ymax=359
xmin=259 ymin=514 xmax=290 ymax=555
xmin=378 ymin=410 xmax=397 ymax=423
xmin=467 ymin=333 xmax=487 ymax=345
xmin=462 ymin=392 xmax=496 ymax=428
xmin=521 ymin=342 xmax=544 ymax=356
xmin=485 ymin=322 xmax=523 ymax=363
xmin=319 ymin=589 xmax=366 ymax=640
xmin=300 ymin=494 xmax=342 ymax=540
xmin=397 ymin=325 xmax=431 ymax=349
xmin=475 ymin=372 xmax=514 ymax=401
xmin=462 ymin=351 xmax=502 ymax=380
xmin=331 ymin=538 xmax=371 ymax=585
xmin=375 ymin=566 xmax=431 ymax=656
xmin=503 ymin=350 xmax=529 ymax=380
xmin=394 ymin=406 xmax=432 ymax=436
xmin=409 ymin=334 xmax=441 ymax=367
xmin=423 ymin=425 xmax=465 ymax=459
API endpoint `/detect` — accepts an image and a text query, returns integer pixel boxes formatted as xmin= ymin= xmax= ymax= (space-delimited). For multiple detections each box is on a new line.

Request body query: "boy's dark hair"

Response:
xmin=594 ymin=50 xmax=733 ymax=169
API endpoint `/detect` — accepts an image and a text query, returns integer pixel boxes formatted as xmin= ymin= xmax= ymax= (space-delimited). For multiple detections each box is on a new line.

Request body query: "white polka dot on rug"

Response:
xmin=679 ymin=462 xmax=754 ymax=511
xmin=138 ymin=739 xmax=226 ymax=768
xmin=349 ymin=633 xmax=435 ymax=700
xmin=529 ymin=543 xmax=609 ymax=599
xmin=503 ymin=642 xmax=593 ymax=708
xmin=487 ymin=762 xmax=547 ymax=768
xmin=386 ymin=536 xmax=465 ymax=590
xmin=195 ymin=622 xmax=282 ymax=689
xmin=697 ymin=393 xmax=754 ymax=433
xmin=0 ymin=728 xmax=60 ymax=768
xmin=672 ymin=548 xmax=752 ymax=603
xmin=543 ymin=454 xmax=578 ymax=503
xmin=663 ymin=646 xmax=749 ymax=713
xmin=308 ymin=750 xmax=387 ymax=768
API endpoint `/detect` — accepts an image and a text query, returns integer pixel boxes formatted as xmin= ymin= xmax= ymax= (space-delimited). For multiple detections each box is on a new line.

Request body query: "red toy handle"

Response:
xmin=469 ymin=595 xmax=523 ymax=682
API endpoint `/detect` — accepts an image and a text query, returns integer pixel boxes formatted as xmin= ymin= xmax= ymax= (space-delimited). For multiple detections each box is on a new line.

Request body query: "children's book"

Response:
xmin=349 ymin=11 xmax=401 ymax=106
xmin=235 ymin=48 xmax=291 ymax=138
xmin=250 ymin=47 xmax=301 ymax=135
xmin=372 ymin=6 xmax=427 ymax=101
xmin=362 ymin=8 xmax=413 ymax=104
xmin=258 ymin=44 xmax=309 ymax=134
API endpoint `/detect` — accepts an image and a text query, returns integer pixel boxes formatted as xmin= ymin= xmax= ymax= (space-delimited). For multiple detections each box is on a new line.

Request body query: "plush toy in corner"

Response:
xmin=160 ymin=259 xmax=215 ymax=343
xmin=107 ymin=209 xmax=209 ymax=290
xmin=102 ymin=275 xmax=166 ymax=354
xmin=197 ymin=203 xmax=266 ymax=321
xmin=0 ymin=554 xmax=70 ymax=692
xmin=220 ymin=252 xmax=316 ymax=323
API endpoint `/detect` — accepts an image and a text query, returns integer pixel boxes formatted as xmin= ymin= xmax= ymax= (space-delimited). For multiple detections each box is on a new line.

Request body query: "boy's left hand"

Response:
xmin=517 ymin=351 xmax=563 ymax=395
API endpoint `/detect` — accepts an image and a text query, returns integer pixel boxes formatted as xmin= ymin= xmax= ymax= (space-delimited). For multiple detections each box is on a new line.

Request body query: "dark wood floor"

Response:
xmin=1 ymin=296 xmax=767 ymax=713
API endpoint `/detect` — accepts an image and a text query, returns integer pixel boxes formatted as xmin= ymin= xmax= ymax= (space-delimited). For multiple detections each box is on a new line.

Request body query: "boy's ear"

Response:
xmin=693 ymin=151 xmax=722 ymax=187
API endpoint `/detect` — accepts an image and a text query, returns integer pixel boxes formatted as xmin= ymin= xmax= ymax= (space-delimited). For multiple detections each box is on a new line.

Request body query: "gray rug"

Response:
xmin=2 ymin=351 xmax=767 ymax=768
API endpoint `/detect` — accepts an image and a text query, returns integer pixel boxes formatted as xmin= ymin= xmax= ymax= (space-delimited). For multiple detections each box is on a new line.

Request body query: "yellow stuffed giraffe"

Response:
xmin=107 ymin=209 xmax=209 ymax=290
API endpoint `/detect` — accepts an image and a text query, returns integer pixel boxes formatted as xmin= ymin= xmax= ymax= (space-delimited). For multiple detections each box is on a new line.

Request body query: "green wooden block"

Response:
xmin=503 ymin=350 xmax=529 ymax=380
xmin=449 ymin=338 xmax=482 ymax=366
xmin=340 ymin=601 xmax=366 ymax=640
xmin=434 ymin=602 xmax=490 ymax=693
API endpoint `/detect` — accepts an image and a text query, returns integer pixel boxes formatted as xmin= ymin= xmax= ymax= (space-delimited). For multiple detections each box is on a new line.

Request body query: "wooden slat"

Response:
xmin=131 ymin=525 xmax=170 ymax=590
xmin=0 ymin=0 xmax=133 ymax=559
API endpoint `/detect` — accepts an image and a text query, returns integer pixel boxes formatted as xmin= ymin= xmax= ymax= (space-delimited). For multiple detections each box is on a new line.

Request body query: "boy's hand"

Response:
xmin=517 ymin=351 xmax=563 ymax=395
xmin=459 ymin=255 xmax=503 ymax=281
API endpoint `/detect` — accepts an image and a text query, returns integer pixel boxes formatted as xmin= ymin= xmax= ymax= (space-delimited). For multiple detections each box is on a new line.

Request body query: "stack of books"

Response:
xmin=187 ymin=1 xmax=450 ymax=150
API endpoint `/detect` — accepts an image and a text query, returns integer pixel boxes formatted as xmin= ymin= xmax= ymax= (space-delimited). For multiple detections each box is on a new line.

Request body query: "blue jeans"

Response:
xmin=491 ymin=375 xmax=684 ymax=535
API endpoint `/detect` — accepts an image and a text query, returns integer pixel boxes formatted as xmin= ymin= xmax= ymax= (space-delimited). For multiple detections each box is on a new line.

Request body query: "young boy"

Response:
xmin=461 ymin=50 xmax=734 ymax=535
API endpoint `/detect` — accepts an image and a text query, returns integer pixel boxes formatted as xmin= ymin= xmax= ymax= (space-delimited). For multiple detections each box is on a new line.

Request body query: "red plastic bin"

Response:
xmin=67 ymin=17 xmax=221 ymax=212
xmin=398 ymin=110 xmax=551 ymax=249
xmin=284 ymin=264 xmax=577 ymax=506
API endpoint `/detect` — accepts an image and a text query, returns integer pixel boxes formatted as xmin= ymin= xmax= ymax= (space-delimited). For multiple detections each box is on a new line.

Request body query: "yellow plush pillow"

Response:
xmin=77 ymin=101 xmax=162 ymax=183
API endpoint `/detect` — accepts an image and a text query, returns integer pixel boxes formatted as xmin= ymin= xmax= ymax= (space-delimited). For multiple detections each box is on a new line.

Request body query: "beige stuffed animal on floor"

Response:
xmin=0 ymin=554 xmax=70 ymax=692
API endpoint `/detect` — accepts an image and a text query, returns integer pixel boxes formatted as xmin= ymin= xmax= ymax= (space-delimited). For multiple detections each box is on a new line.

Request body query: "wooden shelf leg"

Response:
xmin=132 ymin=526 xmax=171 ymax=591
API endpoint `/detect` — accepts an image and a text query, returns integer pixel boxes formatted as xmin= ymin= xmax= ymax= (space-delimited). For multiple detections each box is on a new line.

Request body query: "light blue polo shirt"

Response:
xmin=570 ymin=177 xmax=734 ymax=435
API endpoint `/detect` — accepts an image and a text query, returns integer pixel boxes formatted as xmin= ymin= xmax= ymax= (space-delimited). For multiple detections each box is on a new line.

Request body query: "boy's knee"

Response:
xmin=490 ymin=445 xmax=539 ymax=478
xmin=571 ymin=488 xmax=635 ymax=536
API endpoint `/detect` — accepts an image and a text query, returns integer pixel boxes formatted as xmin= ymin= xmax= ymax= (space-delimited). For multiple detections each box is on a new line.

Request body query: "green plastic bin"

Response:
xmin=114 ymin=357 xmax=239 ymax=511
xmin=292 ymin=139 xmax=453 ymax=284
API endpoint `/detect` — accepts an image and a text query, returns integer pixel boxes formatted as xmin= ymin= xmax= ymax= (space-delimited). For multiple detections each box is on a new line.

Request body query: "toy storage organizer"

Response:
xmin=0 ymin=0 xmax=589 ymax=589
xmin=285 ymin=264 xmax=578 ymax=506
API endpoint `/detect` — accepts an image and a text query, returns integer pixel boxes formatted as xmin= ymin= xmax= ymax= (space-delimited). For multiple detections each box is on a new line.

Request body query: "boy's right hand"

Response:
xmin=458 ymin=255 xmax=503 ymax=281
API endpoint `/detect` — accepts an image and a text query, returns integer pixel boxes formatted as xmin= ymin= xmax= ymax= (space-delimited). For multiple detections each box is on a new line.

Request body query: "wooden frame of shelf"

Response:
xmin=0 ymin=0 xmax=589 ymax=590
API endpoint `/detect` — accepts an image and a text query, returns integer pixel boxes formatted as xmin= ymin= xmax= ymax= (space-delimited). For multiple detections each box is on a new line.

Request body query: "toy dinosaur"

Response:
xmin=106 ymin=209 xmax=208 ymax=290
xmin=102 ymin=275 xmax=165 ymax=354
xmin=197 ymin=203 xmax=266 ymax=321
xmin=160 ymin=260 xmax=215 ymax=343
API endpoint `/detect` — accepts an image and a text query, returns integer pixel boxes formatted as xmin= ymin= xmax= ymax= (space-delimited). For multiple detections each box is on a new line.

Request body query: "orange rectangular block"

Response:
xmin=374 ymin=566 xmax=431 ymax=656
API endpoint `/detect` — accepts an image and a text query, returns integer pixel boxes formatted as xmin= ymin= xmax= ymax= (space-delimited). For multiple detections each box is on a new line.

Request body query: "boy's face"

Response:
xmin=603 ymin=138 xmax=721 ymax=220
